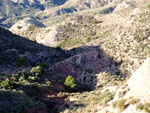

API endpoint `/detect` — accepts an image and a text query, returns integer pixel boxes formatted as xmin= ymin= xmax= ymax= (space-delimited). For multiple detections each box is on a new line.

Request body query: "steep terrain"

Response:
xmin=0 ymin=27 xmax=68 ymax=74
xmin=10 ymin=1 xmax=150 ymax=76
xmin=36 ymin=0 xmax=120 ymax=18
xmin=0 ymin=0 xmax=121 ymax=28
xmin=0 ymin=0 xmax=149 ymax=28
xmin=0 ymin=27 xmax=123 ymax=113
xmin=96 ymin=58 xmax=150 ymax=113
xmin=9 ymin=17 xmax=47 ymax=41
xmin=2 ymin=1 xmax=150 ymax=113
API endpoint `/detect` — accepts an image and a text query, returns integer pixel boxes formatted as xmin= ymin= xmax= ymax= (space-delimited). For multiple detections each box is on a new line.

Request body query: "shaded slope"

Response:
xmin=0 ymin=27 xmax=69 ymax=74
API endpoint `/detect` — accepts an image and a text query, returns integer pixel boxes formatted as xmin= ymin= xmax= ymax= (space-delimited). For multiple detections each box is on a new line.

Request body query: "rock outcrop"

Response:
xmin=51 ymin=49 xmax=119 ymax=78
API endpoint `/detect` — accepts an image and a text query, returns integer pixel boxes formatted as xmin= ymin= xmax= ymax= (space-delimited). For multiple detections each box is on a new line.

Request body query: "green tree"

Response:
xmin=64 ymin=75 xmax=76 ymax=91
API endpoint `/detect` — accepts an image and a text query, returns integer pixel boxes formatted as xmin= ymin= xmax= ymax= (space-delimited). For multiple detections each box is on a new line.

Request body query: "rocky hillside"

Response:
xmin=0 ymin=0 xmax=67 ymax=18
xmin=37 ymin=0 xmax=120 ymax=18
xmin=0 ymin=0 xmax=149 ymax=28
xmin=10 ymin=1 xmax=150 ymax=76
xmin=96 ymin=58 xmax=150 ymax=113
xmin=0 ymin=27 xmax=69 ymax=74
xmin=0 ymin=0 xmax=122 ymax=28
xmin=2 ymin=1 xmax=150 ymax=113
xmin=0 ymin=26 xmax=125 ymax=113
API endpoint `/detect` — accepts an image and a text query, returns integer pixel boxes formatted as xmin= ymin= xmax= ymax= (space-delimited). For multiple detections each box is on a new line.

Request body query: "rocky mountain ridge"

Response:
xmin=38 ymin=0 xmax=121 ymax=18
xmin=0 ymin=0 xmax=121 ymax=28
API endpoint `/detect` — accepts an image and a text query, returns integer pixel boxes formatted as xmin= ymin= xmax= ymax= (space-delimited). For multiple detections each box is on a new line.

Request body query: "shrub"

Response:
xmin=112 ymin=99 xmax=126 ymax=111
xmin=13 ymin=69 xmax=31 ymax=81
xmin=91 ymin=19 xmax=99 ymax=24
xmin=85 ymin=37 xmax=91 ymax=42
xmin=30 ymin=66 xmax=45 ymax=75
xmin=144 ymin=102 xmax=150 ymax=112
xmin=112 ymin=101 xmax=117 ymax=108
xmin=17 ymin=25 xmax=22 ymax=29
xmin=136 ymin=103 xmax=144 ymax=110
xmin=129 ymin=98 xmax=137 ymax=105
xmin=1 ymin=79 xmax=16 ymax=89
xmin=64 ymin=75 xmax=76 ymax=92
xmin=101 ymin=96 xmax=112 ymax=105
xmin=36 ymin=63 xmax=49 ymax=69
xmin=28 ymin=76 xmax=38 ymax=81
xmin=137 ymin=102 xmax=150 ymax=112
xmin=16 ymin=57 xmax=27 ymax=67
xmin=89 ymin=96 xmax=98 ymax=103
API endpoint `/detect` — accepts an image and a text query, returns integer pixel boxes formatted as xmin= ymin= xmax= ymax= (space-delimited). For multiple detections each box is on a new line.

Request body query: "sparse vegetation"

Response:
xmin=136 ymin=102 xmax=150 ymax=112
xmin=59 ymin=38 xmax=82 ymax=48
xmin=64 ymin=90 xmax=115 ymax=112
xmin=112 ymin=99 xmax=126 ymax=111
xmin=1 ymin=1 xmax=150 ymax=113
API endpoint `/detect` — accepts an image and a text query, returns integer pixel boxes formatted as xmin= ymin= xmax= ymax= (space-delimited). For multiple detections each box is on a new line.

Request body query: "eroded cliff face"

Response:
xmin=51 ymin=50 xmax=118 ymax=78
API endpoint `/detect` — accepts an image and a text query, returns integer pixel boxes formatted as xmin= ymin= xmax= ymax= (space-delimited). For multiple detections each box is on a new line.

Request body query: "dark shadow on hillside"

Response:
xmin=0 ymin=27 xmax=124 ymax=79
xmin=0 ymin=27 xmax=124 ymax=113
xmin=0 ymin=69 xmax=83 ymax=113
xmin=0 ymin=86 xmax=67 ymax=113
xmin=99 ymin=6 xmax=116 ymax=14
xmin=0 ymin=27 xmax=71 ymax=74
xmin=0 ymin=90 xmax=46 ymax=113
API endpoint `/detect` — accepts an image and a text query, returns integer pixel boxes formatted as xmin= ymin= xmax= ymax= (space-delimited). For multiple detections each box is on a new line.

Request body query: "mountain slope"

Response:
xmin=39 ymin=0 xmax=120 ymax=18
xmin=11 ymin=1 xmax=150 ymax=77
xmin=0 ymin=0 xmax=121 ymax=28
xmin=0 ymin=27 xmax=69 ymax=74
xmin=0 ymin=26 xmax=124 ymax=113
xmin=0 ymin=0 xmax=67 ymax=28
xmin=2 ymin=1 xmax=150 ymax=113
